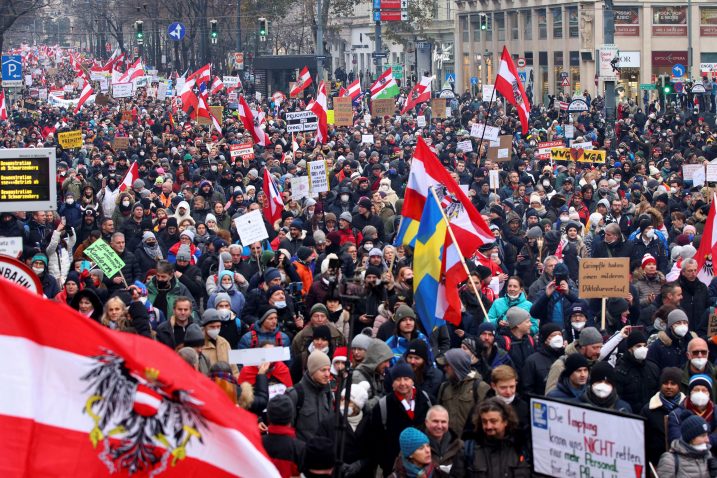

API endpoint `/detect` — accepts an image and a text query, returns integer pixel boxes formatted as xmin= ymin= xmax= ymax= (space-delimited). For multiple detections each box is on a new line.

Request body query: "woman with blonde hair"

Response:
xmin=100 ymin=297 xmax=130 ymax=331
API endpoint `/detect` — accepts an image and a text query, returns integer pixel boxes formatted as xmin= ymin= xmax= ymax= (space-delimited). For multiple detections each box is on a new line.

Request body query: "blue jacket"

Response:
xmin=385 ymin=332 xmax=433 ymax=365
xmin=207 ymin=285 xmax=246 ymax=318
xmin=58 ymin=203 xmax=83 ymax=230
xmin=547 ymin=376 xmax=586 ymax=403
xmin=530 ymin=289 xmax=580 ymax=328
xmin=238 ymin=326 xmax=291 ymax=349
xmin=647 ymin=330 xmax=693 ymax=370
xmin=668 ymin=405 xmax=717 ymax=448
xmin=487 ymin=293 xmax=538 ymax=335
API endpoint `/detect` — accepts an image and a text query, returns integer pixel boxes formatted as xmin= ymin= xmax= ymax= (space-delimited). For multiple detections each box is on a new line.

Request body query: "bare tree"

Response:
xmin=0 ymin=0 xmax=57 ymax=53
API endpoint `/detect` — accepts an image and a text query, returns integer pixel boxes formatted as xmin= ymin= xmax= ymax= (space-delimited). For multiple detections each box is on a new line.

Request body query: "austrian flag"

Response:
xmin=495 ymin=46 xmax=531 ymax=134
xmin=263 ymin=168 xmax=284 ymax=225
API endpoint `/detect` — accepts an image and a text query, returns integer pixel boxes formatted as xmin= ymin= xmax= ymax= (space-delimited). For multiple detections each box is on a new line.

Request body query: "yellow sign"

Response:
xmin=550 ymin=147 xmax=606 ymax=164
xmin=327 ymin=110 xmax=335 ymax=125
xmin=58 ymin=130 xmax=83 ymax=149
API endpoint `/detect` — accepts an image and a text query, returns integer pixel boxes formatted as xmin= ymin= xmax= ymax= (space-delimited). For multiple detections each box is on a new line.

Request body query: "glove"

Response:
xmin=341 ymin=461 xmax=362 ymax=477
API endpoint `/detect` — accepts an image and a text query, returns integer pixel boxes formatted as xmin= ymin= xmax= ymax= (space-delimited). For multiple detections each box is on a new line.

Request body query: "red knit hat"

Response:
xmin=641 ymin=254 xmax=657 ymax=269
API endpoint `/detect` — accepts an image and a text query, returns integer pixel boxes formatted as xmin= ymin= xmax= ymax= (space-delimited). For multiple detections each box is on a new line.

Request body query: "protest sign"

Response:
xmin=361 ymin=134 xmax=374 ymax=144
xmin=371 ymin=98 xmax=395 ymax=117
xmin=531 ymin=396 xmax=646 ymax=478
xmin=286 ymin=111 xmax=318 ymax=132
xmin=551 ymin=147 xmax=606 ymax=164
xmin=564 ymin=125 xmax=575 ymax=139
xmin=489 ymin=169 xmax=501 ymax=190
xmin=457 ymin=140 xmax=473 ymax=153
xmin=58 ymin=130 xmax=83 ymax=149
xmin=308 ymin=160 xmax=330 ymax=194
xmin=112 ymin=82 xmax=133 ymax=98
xmin=228 ymin=347 xmax=291 ymax=366
xmin=578 ymin=258 xmax=630 ymax=299
xmin=0 ymin=236 xmax=23 ymax=258
xmin=706 ymin=164 xmax=717 ymax=183
xmin=98 ymin=78 xmax=109 ymax=92
xmin=416 ymin=116 xmax=426 ymax=127
xmin=290 ymin=176 xmax=310 ymax=200
xmin=230 ymin=143 xmax=254 ymax=160
xmin=432 ymin=99 xmax=447 ymax=118
xmin=334 ymin=97 xmax=353 ymax=126
xmin=569 ymin=140 xmax=594 ymax=150
xmin=233 ymin=209 xmax=269 ymax=246
xmin=537 ymin=141 xmax=564 ymax=159
xmin=488 ymin=135 xmax=512 ymax=162
xmin=326 ymin=110 xmax=334 ymax=125
xmin=683 ymin=164 xmax=706 ymax=186
xmin=223 ymin=76 xmax=240 ymax=88
xmin=94 ymin=93 xmax=109 ymax=106
xmin=112 ymin=137 xmax=129 ymax=150
xmin=482 ymin=84 xmax=495 ymax=101
xmin=706 ymin=309 xmax=717 ymax=338
xmin=198 ymin=106 xmax=223 ymax=126
xmin=84 ymin=239 xmax=126 ymax=279
xmin=157 ymin=82 xmax=168 ymax=99
xmin=470 ymin=123 xmax=500 ymax=141
xmin=0 ymin=256 xmax=43 ymax=294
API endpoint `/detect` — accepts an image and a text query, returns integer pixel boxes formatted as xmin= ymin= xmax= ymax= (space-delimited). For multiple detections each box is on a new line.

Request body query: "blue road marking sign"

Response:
xmin=167 ymin=22 xmax=186 ymax=41
xmin=445 ymin=72 xmax=456 ymax=83
xmin=470 ymin=76 xmax=478 ymax=85
xmin=672 ymin=64 xmax=685 ymax=77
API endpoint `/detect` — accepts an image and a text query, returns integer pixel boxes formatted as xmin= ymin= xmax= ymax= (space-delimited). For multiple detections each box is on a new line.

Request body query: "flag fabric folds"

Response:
xmin=118 ymin=161 xmax=138 ymax=192
xmin=263 ymin=168 xmax=284 ymax=226
xmin=0 ymin=280 xmax=280 ymax=478
xmin=401 ymin=76 xmax=434 ymax=114
xmin=370 ymin=68 xmax=400 ymax=100
xmin=0 ymin=90 xmax=7 ymax=121
xmin=309 ymin=81 xmax=328 ymax=144
xmin=73 ymin=81 xmax=94 ymax=114
xmin=344 ymin=79 xmax=361 ymax=100
xmin=238 ymin=96 xmax=269 ymax=147
xmin=495 ymin=46 xmax=531 ymax=134
xmin=290 ymin=67 xmax=312 ymax=97
xmin=697 ymin=194 xmax=717 ymax=285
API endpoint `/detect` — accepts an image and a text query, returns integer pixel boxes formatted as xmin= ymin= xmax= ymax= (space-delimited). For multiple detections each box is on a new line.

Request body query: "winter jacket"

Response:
xmin=547 ymin=375 xmax=587 ymax=403
xmin=200 ymin=335 xmax=238 ymax=376
xmin=526 ymin=272 xmax=578 ymax=303
xmin=463 ymin=432 xmax=532 ymax=478
xmin=633 ymin=269 xmax=666 ymax=307
xmin=427 ymin=431 xmax=465 ymax=478
xmin=473 ymin=345 xmax=515 ymax=383
xmin=316 ymin=412 xmax=373 ymax=477
xmin=437 ymin=371 xmax=491 ymax=437
xmin=385 ymin=331 xmax=433 ymax=365
xmin=641 ymin=392 xmax=686 ymax=466
xmin=46 ymin=229 xmax=76 ymax=286
xmin=678 ymin=275 xmax=710 ymax=331
xmin=629 ymin=234 xmax=669 ymax=274
xmin=238 ymin=326 xmax=291 ymax=350
xmin=614 ymin=352 xmax=661 ymax=414
xmin=530 ymin=288 xmax=580 ymax=329
xmin=207 ymin=285 xmax=246 ymax=317
xmin=680 ymin=362 xmax=717 ymax=404
xmin=102 ymin=248 xmax=141 ymax=293
xmin=504 ymin=332 xmax=535 ymax=379
xmin=262 ymin=425 xmax=305 ymax=478
xmin=545 ymin=341 xmax=593 ymax=395
xmin=578 ymin=388 xmax=632 ymax=413
xmin=522 ymin=345 xmax=564 ymax=396
xmin=647 ymin=330 xmax=694 ymax=371
xmin=487 ymin=293 xmax=538 ymax=336
xmin=657 ymin=439 xmax=712 ymax=478
xmin=290 ymin=322 xmax=346 ymax=360
xmin=591 ymin=236 xmax=633 ymax=260
xmin=668 ymin=405 xmax=717 ymax=449
xmin=353 ymin=339 xmax=394 ymax=411
xmin=146 ymin=277 xmax=198 ymax=320
xmin=286 ymin=372 xmax=334 ymax=442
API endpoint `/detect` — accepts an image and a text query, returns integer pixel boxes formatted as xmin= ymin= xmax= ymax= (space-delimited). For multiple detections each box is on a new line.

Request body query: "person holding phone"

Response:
xmin=530 ymin=262 xmax=580 ymax=328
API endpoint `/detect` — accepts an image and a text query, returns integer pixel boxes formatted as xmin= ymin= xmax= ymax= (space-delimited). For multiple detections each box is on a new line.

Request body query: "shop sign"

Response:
xmin=651 ymin=51 xmax=688 ymax=67
xmin=701 ymin=7 xmax=717 ymax=36
xmin=653 ymin=7 xmax=687 ymax=36
xmin=615 ymin=7 xmax=640 ymax=36
xmin=616 ymin=51 xmax=640 ymax=68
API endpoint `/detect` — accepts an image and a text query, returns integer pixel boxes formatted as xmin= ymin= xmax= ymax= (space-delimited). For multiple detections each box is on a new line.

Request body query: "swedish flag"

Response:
xmin=413 ymin=189 xmax=450 ymax=332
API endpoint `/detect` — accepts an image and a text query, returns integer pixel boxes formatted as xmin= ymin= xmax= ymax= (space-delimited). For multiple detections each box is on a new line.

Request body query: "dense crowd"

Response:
xmin=5 ymin=62 xmax=717 ymax=478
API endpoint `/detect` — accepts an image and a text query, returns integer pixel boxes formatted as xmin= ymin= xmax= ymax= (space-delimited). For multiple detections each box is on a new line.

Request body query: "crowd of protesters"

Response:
xmin=6 ymin=57 xmax=717 ymax=477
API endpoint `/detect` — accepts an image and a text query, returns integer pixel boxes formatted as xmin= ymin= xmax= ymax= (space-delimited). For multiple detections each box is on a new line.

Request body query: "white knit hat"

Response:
xmin=344 ymin=381 xmax=371 ymax=410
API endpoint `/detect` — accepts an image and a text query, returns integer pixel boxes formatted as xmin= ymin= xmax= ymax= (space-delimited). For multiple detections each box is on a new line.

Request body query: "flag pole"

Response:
xmin=429 ymin=187 xmax=489 ymax=319
xmin=476 ymin=86 xmax=496 ymax=161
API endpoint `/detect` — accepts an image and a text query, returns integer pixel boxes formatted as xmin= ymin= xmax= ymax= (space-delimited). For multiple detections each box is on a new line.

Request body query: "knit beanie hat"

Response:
xmin=142 ymin=231 xmax=156 ymax=242
xmin=205 ymin=213 xmax=217 ymax=224
xmin=257 ymin=309 xmax=278 ymax=328
xmin=461 ymin=337 xmax=479 ymax=357
xmin=176 ymin=244 xmax=192 ymax=262
xmin=641 ymin=253 xmax=657 ymax=269
xmin=394 ymin=304 xmax=417 ymax=324
xmin=365 ymin=265 xmax=383 ymax=278
xmin=540 ymin=322 xmax=563 ymax=344
xmin=263 ymin=267 xmax=281 ymax=283
xmin=667 ymin=309 xmax=689 ymax=328
xmin=660 ymin=367 xmax=683 ymax=385
xmin=310 ymin=303 xmax=329 ymax=318
xmin=297 ymin=246 xmax=314 ymax=262
xmin=689 ymin=373 xmax=714 ymax=392
xmin=405 ymin=339 xmax=429 ymax=363
xmin=344 ymin=381 xmax=371 ymax=410
xmin=562 ymin=353 xmax=589 ymax=378
xmin=606 ymin=298 xmax=629 ymax=318
xmin=478 ymin=322 xmax=496 ymax=335
xmin=65 ymin=270 xmax=81 ymax=286
xmin=589 ymin=361 xmax=615 ymax=385
xmin=526 ymin=226 xmax=543 ymax=239
xmin=312 ymin=325 xmax=332 ymax=343
xmin=31 ymin=253 xmax=48 ymax=266
xmin=579 ymin=327 xmax=603 ymax=347
xmin=219 ymin=251 xmax=232 ymax=263
xmin=399 ymin=427 xmax=429 ymax=458
xmin=267 ymin=394 xmax=294 ymax=425
xmin=390 ymin=362 xmax=415 ymax=382
xmin=201 ymin=308 xmax=221 ymax=327
xmin=626 ymin=330 xmax=647 ymax=349
xmin=506 ymin=307 xmax=531 ymax=329
xmin=183 ymin=323 xmax=205 ymax=347
xmin=681 ymin=415 xmax=710 ymax=443
xmin=180 ymin=229 xmax=195 ymax=242
xmin=307 ymin=350 xmax=331 ymax=376
xmin=351 ymin=333 xmax=372 ymax=350
xmin=214 ymin=292 xmax=231 ymax=307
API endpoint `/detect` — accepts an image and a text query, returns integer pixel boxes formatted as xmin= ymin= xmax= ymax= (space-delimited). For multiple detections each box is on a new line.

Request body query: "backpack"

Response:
xmin=503 ymin=334 xmax=535 ymax=352
xmin=377 ymin=390 xmax=432 ymax=430
xmin=249 ymin=324 xmax=284 ymax=348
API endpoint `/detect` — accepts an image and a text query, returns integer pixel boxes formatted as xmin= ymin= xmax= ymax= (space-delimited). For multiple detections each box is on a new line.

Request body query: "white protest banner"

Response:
xmin=470 ymin=123 xmax=500 ymax=141
xmin=565 ymin=124 xmax=575 ymax=139
xmin=112 ymin=82 xmax=133 ymax=98
xmin=255 ymin=91 xmax=262 ymax=102
xmin=228 ymin=347 xmax=291 ymax=366
xmin=230 ymin=143 xmax=254 ymax=160
xmin=489 ymin=169 xmax=500 ymax=190
xmin=175 ymin=77 xmax=185 ymax=93
xmin=157 ymin=81 xmax=168 ymax=99
xmin=459 ymin=184 xmax=470 ymax=196
xmin=38 ymin=88 xmax=48 ymax=100
xmin=457 ymin=140 xmax=473 ymax=153
xmin=482 ymin=84 xmax=495 ymax=100
xmin=531 ymin=397 xmax=646 ymax=478
xmin=363 ymin=114 xmax=372 ymax=124
xmin=0 ymin=237 xmax=23 ymax=258
xmin=570 ymin=140 xmax=594 ymax=150
xmin=416 ymin=116 xmax=426 ymax=127
xmin=290 ymin=176 xmax=310 ymax=200
xmin=694 ymin=167 xmax=706 ymax=187
xmin=233 ymin=209 xmax=269 ymax=246
xmin=361 ymin=134 xmax=374 ymax=144
xmin=445 ymin=107 xmax=452 ymax=117
xmin=223 ymin=76 xmax=240 ymax=88
xmin=308 ymin=160 xmax=330 ymax=194
xmin=683 ymin=164 xmax=705 ymax=185
xmin=25 ymin=75 xmax=33 ymax=87
xmin=707 ymin=164 xmax=717 ymax=183
xmin=98 ymin=78 xmax=109 ymax=93
xmin=90 ymin=71 xmax=105 ymax=81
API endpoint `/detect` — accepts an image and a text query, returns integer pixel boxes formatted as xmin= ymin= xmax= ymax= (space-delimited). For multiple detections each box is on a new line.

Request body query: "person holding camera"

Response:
xmin=530 ymin=262 xmax=580 ymax=329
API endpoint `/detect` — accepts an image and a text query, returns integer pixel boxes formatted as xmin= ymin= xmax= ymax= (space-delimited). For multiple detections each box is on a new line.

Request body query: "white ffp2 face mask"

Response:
xmin=691 ymin=391 xmax=710 ymax=407
xmin=549 ymin=336 xmax=564 ymax=350
xmin=633 ymin=346 xmax=648 ymax=361
xmin=673 ymin=324 xmax=689 ymax=337
xmin=592 ymin=383 xmax=613 ymax=399
xmin=207 ymin=329 xmax=220 ymax=340
xmin=691 ymin=357 xmax=708 ymax=370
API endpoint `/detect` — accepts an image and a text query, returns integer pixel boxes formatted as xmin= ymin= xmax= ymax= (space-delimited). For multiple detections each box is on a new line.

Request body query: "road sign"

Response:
xmin=167 ymin=22 xmax=186 ymax=41
xmin=470 ymin=76 xmax=478 ymax=85
xmin=373 ymin=11 xmax=381 ymax=21
xmin=672 ymin=63 xmax=685 ymax=77
xmin=380 ymin=10 xmax=402 ymax=21
xmin=517 ymin=58 xmax=526 ymax=68
xmin=561 ymin=77 xmax=570 ymax=87
xmin=518 ymin=71 xmax=527 ymax=83
xmin=640 ymin=83 xmax=656 ymax=90
xmin=2 ymin=55 xmax=23 ymax=87
xmin=372 ymin=52 xmax=387 ymax=59
xmin=560 ymin=71 xmax=569 ymax=79
xmin=392 ymin=65 xmax=403 ymax=79
xmin=675 ymin=82 xmax=683 ymax=93
xmin=445 ymin=72 xmax=456 ymax=83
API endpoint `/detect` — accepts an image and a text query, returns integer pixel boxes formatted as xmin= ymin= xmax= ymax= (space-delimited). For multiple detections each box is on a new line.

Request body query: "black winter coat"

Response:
xmin=614 ymin=352 xmax=661 ymax=414
xmin=678 ymin=275 xmax=710 ymax=331
xmin=316 ymin=412 xmax=373 ymax=477
xmin=521 ymin=346 xmax=564 ymax=396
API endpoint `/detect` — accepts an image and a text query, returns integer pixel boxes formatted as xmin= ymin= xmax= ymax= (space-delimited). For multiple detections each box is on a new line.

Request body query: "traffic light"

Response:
xmin=663 ymin=82 xmax=672 ymax=95
xmin=480 ymin=14 xmax=488 ymax=30
xmin=135 ymin=21 xmax=144 ymax=45
xmin=210 ymin=19 xmax=218 ymax=44
xmin=258 ymin=17 xmax=268 ymax=40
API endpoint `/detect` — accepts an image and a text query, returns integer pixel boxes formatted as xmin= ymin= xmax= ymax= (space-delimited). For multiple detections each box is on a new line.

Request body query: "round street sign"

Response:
xmin=517 ymin=58 xmax=526 ymax=68
xmin=0 ymin=255 xmax=42 ymax=295
xmin=167 ymin=22 xmax=186 ymax=41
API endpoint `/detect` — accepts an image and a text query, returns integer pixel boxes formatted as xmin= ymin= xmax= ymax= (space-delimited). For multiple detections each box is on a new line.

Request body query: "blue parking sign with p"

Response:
xmin=2 ymin=56 xmax=23 ymax=81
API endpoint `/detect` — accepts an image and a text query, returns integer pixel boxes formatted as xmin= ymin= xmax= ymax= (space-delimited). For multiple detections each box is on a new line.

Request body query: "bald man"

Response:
xmin=682 ymin=337 xmax=717 ymax=401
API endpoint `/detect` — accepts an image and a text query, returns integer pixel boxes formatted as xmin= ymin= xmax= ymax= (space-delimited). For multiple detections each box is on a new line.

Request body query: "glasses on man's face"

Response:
xmin=691 ymin=350 xmax=709 ymax=357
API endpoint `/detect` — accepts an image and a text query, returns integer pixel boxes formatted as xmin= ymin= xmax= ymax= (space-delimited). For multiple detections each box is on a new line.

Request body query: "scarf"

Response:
xmin=396 ymin=388 xmax=416 ymax=419
xmin=347 ymin=410 xmax=363 ymax=432
xmin=586 ymin=387 xmax=619 ymax=409
xmin=143 ymin=242 xmax=164 ymax=261
xmin=659 ymin=393 xmax=682 ymax=412
xmin=686 ymin=397 xmax=715 ymax=423
xmin=400 ymin=456 xmax=434 ymax=478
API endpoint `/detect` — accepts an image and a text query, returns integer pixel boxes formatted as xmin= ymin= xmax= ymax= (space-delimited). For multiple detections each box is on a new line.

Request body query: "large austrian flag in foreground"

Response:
xmin=0 ymin=280 xmax=279 ymax=478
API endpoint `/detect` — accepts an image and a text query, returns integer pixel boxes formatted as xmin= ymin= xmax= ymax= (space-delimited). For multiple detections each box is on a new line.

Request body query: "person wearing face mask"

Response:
xmin=199 ymin=309 xmax=238 ymax=376
xmin=648 ymin=309 xmax=696 ymax=370
xmin=629 ymin=216 xmax=669 ymax=273
xmin=488 ymin=366 xmax=529 ymax=432
xmin=680 ymin=338 xmax=717 ymax=402
xmin=580 ymin=361 xmax=632 ymax=412
xmin=677 ymin=258 xmax=709 ymax=332
xmin=30 ymin=253 xmax=60 ymax=299
xmin=659 ymin=415 xmax=715 ymax=478
xmin=522 ymin=323 xmax=565 ymax=395
xmin=642 ymin=367 xmax=687 ymax=467
xmin=614 ymin=330 xmax=660 ymax=413
xmin=58 ymin=192 xmax=82 ymax=230
xmin=207 ymin=269 xmax=246 ymax=318
xmin=668 ymin=374 xmax=717 ymax=451
xmin=544 ymin=326 xmax=604 ymax=394
xmin=211 ymin=293 xmax=244 ymax=348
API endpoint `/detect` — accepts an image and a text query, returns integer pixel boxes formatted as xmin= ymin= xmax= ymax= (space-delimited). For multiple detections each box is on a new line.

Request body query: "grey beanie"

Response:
xmin=201 ymin=308 xmax=221 ymax=326
xmin=526 ymin=226 xmax=543 ymax=239
xmin=258 ymin=308 xmax=278 ymax=327
xmin=214 ymin=292 xmax=231 ymax=306
xmin=220 ymin=251 xmax=232 ymax=263
xmin=351 ymin=333 xmax=372 ymax=350
xmin=578 ymin=327 xmax=603 ymax=347
xmin=506 ymin=307 xmax=531 ymax=329
xmin=176 ymin=244 xmax=192 ymax=262
xmin=183 ymin=323 xmax=205 ymax=347
xmin=667 ymin=309 xmax=689 ymax=328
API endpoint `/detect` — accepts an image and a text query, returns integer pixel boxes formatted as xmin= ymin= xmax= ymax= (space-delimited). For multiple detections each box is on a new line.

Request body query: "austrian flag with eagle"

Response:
xmin=0 ymin=280 xmax=280 ymax=478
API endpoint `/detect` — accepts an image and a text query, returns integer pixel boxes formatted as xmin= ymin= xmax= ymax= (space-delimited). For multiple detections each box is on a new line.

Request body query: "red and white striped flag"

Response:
xmin=238 ymin=96 xmax=269 ymax=147
xmin=73 ymin=82 xmax=94 ymax=114
xmin=118 ymin=161 xmax=138 ymax=192
xmin=0 ymin=280 xmax=280 ymax=478
xmin=263 ymin=168 xmax=284 ymax=226
xmin=344 ymin=79 xmax=361 ymax=100
xmin=495 ymin=46 xmax=531 ymax=134
xmin=309 ymin=81 xmax=328 ymax=144
xmin=291 ymin=132 xmax=299 ymax=153
xmin=290 ymin=67 xmax=312 ymax=97
xmin=0 ymin=90 xmax=7 ymax=121
xmin=401 ymin=75 xmax=434 ymax=114
xmin=210 ymin=76 xmax=224 ymax=95
xmin=188 ymin=63 xmax=212 ymax=87
xmin=697 ymin=194 xmax=717 ymax=285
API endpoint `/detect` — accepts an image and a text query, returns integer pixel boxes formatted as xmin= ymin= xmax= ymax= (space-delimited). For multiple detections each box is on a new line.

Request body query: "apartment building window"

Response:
xmin=510 ymin=12 xmax=519 ymax=40
xmin=524 ymin=11 xmax=532 ymax=41
xmin=496 ymin=13 xmax=505 ymax=42
xmin=554 ymin=50 xmax=564 ymax=91
xmin=537 ymin=9 xmax=547 ymax=40
xmin=472 ymin=14 xmax=481 ymax=41
xmin=525 ymin=51 xmax=533 ymax=66
xmin=461 ymin=15 xmax=469 ymax=43
xmin=446 ymin=0 xmax=451 ymax=21
xmin=568 ymin=6 xmax=579 ymax=38
xmin=552 ymin=8 xmax=563 ymax=39
xmin=570 ymin=51 xmax=581 ymax=91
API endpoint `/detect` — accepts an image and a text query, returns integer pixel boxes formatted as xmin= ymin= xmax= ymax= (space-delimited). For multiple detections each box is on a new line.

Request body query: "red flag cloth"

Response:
xmin=289 ymin=67 xmax=312 ymax=97
xmin=697 ymin=194 xmax=717 ymax=285
xmin=0 ymin=280 xmax=280 ymax=478
xmin=263 ymin=168 xmax=285 ymax=226
xmin=0 ymin=90 xmax=7 ymax=121
xmin=238 ymin=96 xmax=269 ymax=147
xmin=495 ymin=46 xmax=531 ymax=134
xmin=118 ymin=161 xmax=138 ymax=192
xmin=309 ymin=81 xmax=328 ymax=144
xmin=74 ymin=82 xmax=94 ymax=114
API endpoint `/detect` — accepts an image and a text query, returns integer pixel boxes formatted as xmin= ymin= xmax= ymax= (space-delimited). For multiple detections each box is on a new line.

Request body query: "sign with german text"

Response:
xmin=431 ymin=98 xmax=447 ymax=118
xmin=551 ymin=147 xmax=606 ymax=164
xmin=308 ymin=160 xmax=330 ymax=194
xmin=58 ymin=130 xmax=83 ymax=149
xmin=0 ymin=148 xmax=57 ymax=212
xmin=84 ymin=239 xmax=126 ymax=279
xmin=286 ymin=111 xmax=318 ymax=132
xmin=230 ymin=143 xmax=254 ymax=160
xmin=334 ymin=97 xmax=353 ymax=126
xmin=370 ymin=98 xmax=395 ymax=117
xmin=578 ymin=258 xmax=630 ymax=298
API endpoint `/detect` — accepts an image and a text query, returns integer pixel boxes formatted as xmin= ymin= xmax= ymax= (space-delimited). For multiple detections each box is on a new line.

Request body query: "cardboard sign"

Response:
xmin=432 ymin=98 xmax=447 ymax=118
xmin=84 ymin=239 xmax=126 ymax=278
xmin=371 ymin=98 xmax=395 ymax=117
xmin=488 ymin=135 xmax=512 ymax=162
xmin=112 ymin=137 xmax=130 ymax=150
xmin=112 ymin=82 xmax=133 ymax=98
xmin=537 ymin=140 xmax=565 ymax=159
xmin=198 ymin=106 xmax=224 ymax=126
xmin=233 ymin=209 xmax=269 ymax=246
xmin=551 ymin=147 xmax=606 ymax=164
xmin=361 ymin=134 xmax=374 ymax=144
xmin=578 ymin=258 xmax=630 ymax=298
xmin=290 ymin=176 xmax=310 ymax=200
xmin=707 ymin=310 xmax=717 ymax=338
xmin=334 ymin=97 xmax=353 ymax=126
xmin=228 ymin=347 xmax=291 ymax=366
xmin=457 ymin=140 xmax=473 ymax=153
xmin=0 ymin=236 xmax=23 ymax=258
xmin=286 ymin=111 xmax=318 ymax=132
xmin=94 ymin=93 xmax=109 ymax=106
xmin=470 ymin=123 xmax=500 ymax=141
xmin=531 ymin=397 xmax=645 ymax=478
xmin=58 ymin=130 xmax=83 ymax=149
xmin=308 ymin=160 xmax=330 ymax=194
xmin=230 ymin=143 xmax=254 ymax=160
xmin=489 ymin=169 xmax=500 ymax=190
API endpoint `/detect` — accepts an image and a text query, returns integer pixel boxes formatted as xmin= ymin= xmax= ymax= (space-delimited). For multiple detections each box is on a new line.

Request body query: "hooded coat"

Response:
xmin=352 ymin=339 xmax=394 ymax=411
